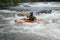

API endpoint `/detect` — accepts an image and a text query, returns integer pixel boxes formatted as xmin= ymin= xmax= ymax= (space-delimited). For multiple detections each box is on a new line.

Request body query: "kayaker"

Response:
xmin=27 ymin=12 xmax=36 ymax=21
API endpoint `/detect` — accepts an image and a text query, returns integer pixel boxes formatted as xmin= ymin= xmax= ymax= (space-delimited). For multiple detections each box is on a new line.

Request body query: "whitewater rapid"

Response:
xmin=0 ymin=2 xmax=60 ymax=40
xmin=1 ymin=10 xmax=59 ymax=40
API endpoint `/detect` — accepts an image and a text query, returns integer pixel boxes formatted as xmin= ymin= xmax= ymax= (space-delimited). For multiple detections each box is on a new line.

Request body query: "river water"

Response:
xmin=0 ymin=2 xmax=60 ymax=40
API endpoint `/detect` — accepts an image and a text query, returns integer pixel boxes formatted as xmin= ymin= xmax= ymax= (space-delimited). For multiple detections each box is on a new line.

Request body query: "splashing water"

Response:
xmin=0 ymin=2 xmax=60 ymax=40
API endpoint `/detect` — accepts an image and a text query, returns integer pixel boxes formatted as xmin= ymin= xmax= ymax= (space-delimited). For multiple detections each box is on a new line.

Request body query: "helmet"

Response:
xmin=30 ymin=12 xmax=33 ymax=14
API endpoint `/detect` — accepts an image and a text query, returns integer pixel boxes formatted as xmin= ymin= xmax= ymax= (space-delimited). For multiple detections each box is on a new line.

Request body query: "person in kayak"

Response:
xmin=27 ymin=12 xmax=36 ymax=21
